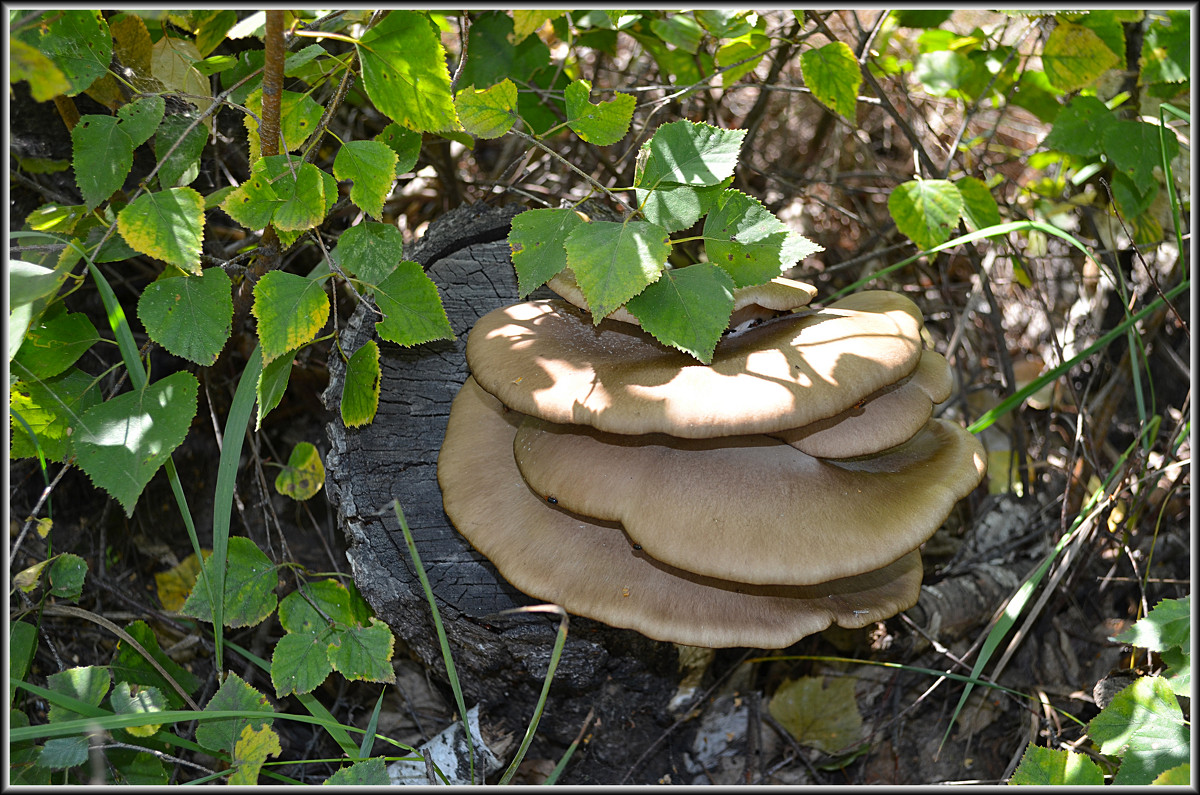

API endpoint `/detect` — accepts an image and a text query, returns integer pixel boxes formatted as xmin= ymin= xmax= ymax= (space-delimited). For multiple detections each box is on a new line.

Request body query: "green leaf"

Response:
xmin=328 ymin=619 xmax=396 ymax=683
xmin=325 ymin=758 xmax=390 ymax=786
xmin=955 ymin=176 xmax=1002 ymax=231
xmin=1141 ymin=10 xmax=1190 ymax=85
xmin=341 ymin=340 xmax=381 ymax=428
xmin=11 ymin=621 xmax=38 ymax=700
xmin=256 ymin=347 xmax=294 ymax=430
xmin=117 ymin=187 xmax=205 ymax=272
xmin=703 ymin=189 xmax=822 ymax=286
xmin=1110 ymin=170 xmax=1158 ymax=219
xmin=1008 ymin=744 xmax=1105 ymax=785
xmin=564 ymin=220 xmax=672 ymax=321
xmin=887 ymin=178 xmax=965 ymax=250
xmin=48 ymin=552 xmax=87 ymax=600
xmin=9 ymin=258 xmax=70 ymax=307
xmin=1153 ymin=764 xmax=1191 ymax=786
xmin=137 ymin=268 xmax=233 ymax=366
xmin=509 ymin=208 xmax=585 ymax=296
xmin=335 ymin=222 xmax=406 ymax=285
xmin=71 ymin=115 xmax=135 ymax=211
xmin=1043 ymin=21 xmax=1121 ymax=92
xmin=9 ymin=368 xmax=101 ymax=462
xmin=625 ymin=263 xmax=735 ymax=363
xmin=1041 ymin=95 xmax=1117 ymax=157
xmin=800 ymin=41 xmax=862 ymax=120
xmin=1089 ymin=675 xmax=1189 ymax=784
xmin=220 ymin=167 xmax=282 ymax=229
xmin=47 ymin=665 xmax=110 ymax=723
xmin=196 ymin=672 xmax=275 ymax=758
xmin=457 ymin=10 xmax=550 ymax=90
xmin=245 ymin=89 xmax=323 ymax=158
xmin=1102 ymin=120 xmax=1180 ymax=187
xmin=181 ymin=536 xmax=278 ymax=628
xmin=1113 ymin=596 xmax=1190 ymax=652
xmin=110 ymin=619 xmax=200 ymax=711
xmin=271 ymin=631 xmax=333 ymax=698
xmin=564 ymin=79 xmax=636 ymax=146
xmin=39 ymin=736 xmax=88 ymax=770
xmin=274 ymin=441 xmax=325 ymax=501
xmin=373 ymin=261 xmax=455 ymax=346
xmin=1009 ymin=70 xmax=1061 ymax=124
xmin=892 ymin=10 xmax=954 ymax=27
xmin=716 ymin=31 xmax=771 ymax=87
xmin=914 ymin=49 xmax=972 ymax=96
xmin=116 ymin=95 xmax=166 ymax=148
xmin=636 ymin=178 xmax=730 ymax=233
xmin=280 ymin=581 xmax=346 ymax=634
xmin=73 ymin=371 xmax=199 ymax=515
xmin=155 ymin=113 xmax=209 ymax=188
xmin=650 ymin=14 xmax=703 ymax=54
xmin=15 ymin=11 xmax=112 ymax=97
xmin=455 ymin=79 xmax=519 ymax=139
xmin=110 ymin=681 xmax=167 ymax=738
xmin=769 ymin=677 xmax=863 ymax=754
xmin=357 ymin=10 xmax=460 ymax=132
xmin=375 ymin=123 xmax=422 ymax=175
xmin=1074 ymin=10 xmax=1126 ymax=63
xmin=252 ymin=270 xmax=331 ymax=365
xmin=695 ymin=9 xmax=753 ymax=38
xmin=12 ymin=303 xmax=100 ymax=379
xmin=265 ymin=159 xmax=329 ymax=232
xmin=636 ymin=120 xmax=746 ymax=188
xmin=333 ymin=140 xmax=398 ymax=218
xmin=1160 ymin=646 xmax=1191 ymax=698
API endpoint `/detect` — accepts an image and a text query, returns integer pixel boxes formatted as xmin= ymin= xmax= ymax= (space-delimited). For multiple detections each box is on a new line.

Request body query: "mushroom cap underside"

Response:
xmin=770 ymin=349 xmax=955 ymax=459
xmin=513 ymin=407 xmax=986 ymax=586
xmin=466 ymin=291 xmax=925 ymax=438
xmin=437 ymin=377 xmax=924 ymax=649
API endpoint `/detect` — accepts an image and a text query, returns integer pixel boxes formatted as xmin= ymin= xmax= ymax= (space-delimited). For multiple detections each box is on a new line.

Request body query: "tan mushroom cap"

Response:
xmin=547 ymin=269 xmax=818 ymax=328
xmin=466 ymin=291 xmax=924 ymax=438
xmin=769 ymin=350 xmax=955 ymax=459
xmin=512 ymin=411 xmax=985 ymax=586
xmin=438 ymin=377 xmax=924 ymax=648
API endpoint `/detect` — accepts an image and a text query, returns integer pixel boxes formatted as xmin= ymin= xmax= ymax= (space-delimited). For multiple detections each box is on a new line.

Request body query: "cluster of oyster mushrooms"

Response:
xmin=437 ymin=276 xmax=986 ymax=649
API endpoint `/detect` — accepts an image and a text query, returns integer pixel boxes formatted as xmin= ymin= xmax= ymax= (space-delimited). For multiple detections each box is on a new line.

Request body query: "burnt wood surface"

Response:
xmin=323 ymin=204 xmax=686 ymax=784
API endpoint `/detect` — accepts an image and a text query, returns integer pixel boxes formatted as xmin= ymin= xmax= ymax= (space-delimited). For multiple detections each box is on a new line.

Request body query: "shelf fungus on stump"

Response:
xmin=437 ymin=288 xmax=986 ymax=649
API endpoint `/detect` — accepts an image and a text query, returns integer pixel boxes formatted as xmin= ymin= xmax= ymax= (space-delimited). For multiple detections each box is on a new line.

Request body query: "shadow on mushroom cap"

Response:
xmin=465 ymin=291 xmax=925 ymax=439
xmin=438 ymin=378 xmax=925 ymax=649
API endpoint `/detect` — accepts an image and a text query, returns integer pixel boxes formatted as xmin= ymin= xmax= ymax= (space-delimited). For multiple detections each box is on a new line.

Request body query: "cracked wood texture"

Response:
xmin=323 ymin=204 xmax=685 ymax=784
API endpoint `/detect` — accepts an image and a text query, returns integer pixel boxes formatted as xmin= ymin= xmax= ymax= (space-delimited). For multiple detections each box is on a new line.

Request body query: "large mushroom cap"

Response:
xmin=512 ymin=410 xmax=986 ymax=586
xmin=770 ymin=349 xmax=955 ymax=459
xmin=465 ymin=291 xmax=924 ymax=438
xmin=437 ymin=377 xmax=925 ymax=649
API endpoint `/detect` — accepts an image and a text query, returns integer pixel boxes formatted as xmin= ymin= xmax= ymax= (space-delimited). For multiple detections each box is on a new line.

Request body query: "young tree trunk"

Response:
xmin=323 ymin=203 xmax=691 ymax=784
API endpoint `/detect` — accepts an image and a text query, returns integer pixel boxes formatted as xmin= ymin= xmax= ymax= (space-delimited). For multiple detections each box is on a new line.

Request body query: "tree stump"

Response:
xmin=323 ymin=204 xmax=688 ymax=784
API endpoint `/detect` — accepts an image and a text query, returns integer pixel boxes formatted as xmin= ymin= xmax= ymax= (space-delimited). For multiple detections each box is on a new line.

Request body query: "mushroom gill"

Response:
xmin=438 ymin=287 xmax=986 ymax=649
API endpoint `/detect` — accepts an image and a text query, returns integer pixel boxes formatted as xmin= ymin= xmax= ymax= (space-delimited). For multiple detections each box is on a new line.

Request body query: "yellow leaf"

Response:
xmin=151 ymin=37 xmax=212 ymax=132
xmin=37 ymin=517 xmax=53 ymax=538
xmin=14 ymin=559 xmax=51 ymax=593
xmin=229 ymin=723 xmax=282 ymax=785
xmin=510 ymin=11 xmax=563 ymax=44
xmin=769 ymin=676 xmax=863 ymax=754
xmin=155 ymin=550 xmax=211 ymax=611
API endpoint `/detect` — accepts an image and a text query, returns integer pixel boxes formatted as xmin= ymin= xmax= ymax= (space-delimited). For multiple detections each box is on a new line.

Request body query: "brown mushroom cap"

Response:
xmin=438 ymin=378 xmax=924 ymax=648
xmin=548 ymin=269 xmax=818 ymax=329
xmin=466 ymin=291 xmax=924 ymax=438
xmin=769 ymin=349 xmax=955 ymax=458
xmin=512 ymin=410 xmax=985 ymax=586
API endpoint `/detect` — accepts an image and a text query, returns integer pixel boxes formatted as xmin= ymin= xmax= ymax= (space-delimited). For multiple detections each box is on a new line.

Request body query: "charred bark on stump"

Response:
xmin=323 ymin=204 xmax=686 ymax=784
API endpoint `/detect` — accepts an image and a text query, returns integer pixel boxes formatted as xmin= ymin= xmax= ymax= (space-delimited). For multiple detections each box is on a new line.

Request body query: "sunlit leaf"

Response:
xmin=636 ymin=120 xmax=746 ymax=188
xmin=117 ymin=187 xmax=205 ymax=272
xmin=955 ymin=176 xmax=1002 ymax=231
xmin=565 ymin=220 xmax=671 ymax=321
xmin=373 ymin=261 xmax=454 ymax=346
xmin=887 ymin=178 xmax=964 ymax=250
xmin=357 ymin=10 xmax=460 ymax=132
xmin=1009 ymin=744 xmax=1105 ymax=785
xmin=252 ymin=270 xmax=330 ymax=365
xmin=564 ymin=78 xmax=636 ymax=146
xmin=1089 ymin=675 xmax=1189 ymax=784
xmin=455 ymin=79 xmax=519 ymax=139
xmin=509 ymin=207 xmax=585 ymax=296
xmin=333 ymin=140 xmax=398 ymax=218
xmin=704 ymin=189 xmax=822 ymax=287
xmin=9 ymin=368 xmax=101 ymax=462
xmin=800 ymin=40 xmax=862 ymax=119
xmin=626 ymin=263 xmax=735 ymax=363
xmin=636 ymin=178 xmax=730 ymax=233
xmin=1112 ymin=596 xmax=1190 ymax=652
xmin=73 ymin=371 xmax=199 ymax=515
xmin=1043 ymin=20 xmax=1121 ymax=92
